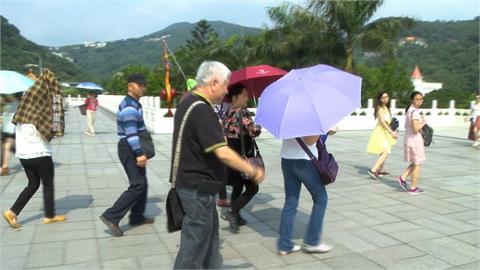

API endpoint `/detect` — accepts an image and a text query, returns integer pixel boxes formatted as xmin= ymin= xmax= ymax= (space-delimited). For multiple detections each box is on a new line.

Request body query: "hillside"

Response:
xmin=0 ymin=16 xmax=88 ymax=81
xmin=366 ymin=17 xmax=479 ymax=93
xmin=54 ymin=21 xmax=262 ymax=80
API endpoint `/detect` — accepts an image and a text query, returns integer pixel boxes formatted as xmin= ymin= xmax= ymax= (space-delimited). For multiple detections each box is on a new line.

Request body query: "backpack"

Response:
xmin=421 ymin=124 xmax=433 ymax=147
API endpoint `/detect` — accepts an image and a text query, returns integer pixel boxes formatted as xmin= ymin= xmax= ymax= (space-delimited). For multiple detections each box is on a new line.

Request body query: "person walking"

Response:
xmin=398 ymin=91 xmax=427 ymax=194
xmin=84 ymin=91 xmax=99 ymax=136
xmin=367 ymin=91 xmax=398 ymax=180
xmin=468 ymin=95 xmax=480 ymax=147
xmin=100 ymin=74 xmax=154 ymax=237
xmin=221 ymin=83 xmax=262 ymax=232
xmin=171 ymin=61 xmax=265 ymax=269
xmin=1 ymin=94 xmax=20 ymax=176
xmin=278 ymin=136 xmax=332 ymax=255
xmin=3 ymin=69 xmax=66 ymax=228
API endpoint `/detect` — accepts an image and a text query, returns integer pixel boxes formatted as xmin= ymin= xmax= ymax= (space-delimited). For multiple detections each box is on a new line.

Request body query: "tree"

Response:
xmin=264 ymin=4 xmax=345 ymax=69
xmin=306 ymin=0 xmax=415 ymax=72
xmin=186 ymin=19 xmax=219 ymax=51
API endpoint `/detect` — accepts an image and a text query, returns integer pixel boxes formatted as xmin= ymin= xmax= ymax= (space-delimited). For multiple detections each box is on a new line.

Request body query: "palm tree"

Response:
xmin=307 ymin=0 xmax=415 ymax=72
xmin=264 ymin=4 xmax=345 ymax=69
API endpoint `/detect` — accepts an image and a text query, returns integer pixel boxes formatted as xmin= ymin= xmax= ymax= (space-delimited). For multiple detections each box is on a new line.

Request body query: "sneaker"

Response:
xmin=221 ymin=211 xmax=247 ymax=226
xmin=217 ymin=199 xmax=231 ymax=208
xmin=3 ymin=210 xmax=21 ymax=228
xmin=100 ymin=215 xmax=123 ymax=237
xmin=397 ymin=176 xmax=408 ymax=191
xmin=278 ymin=244 xmax=301 ymax=256
xmin=302 ymin=243 xmax=333 ymax=253
xmin=408 ymin=187 xmax=425 ymax=195
xmin=84 ymin=131 xmax=91 ymax=136
xmin=472 ymin=141 xmax=480 ymax=147
xmin=379 ymin=171 xmax=390 ymax=176
xmin=129 ymin=217 xmax=155 ymax=226
xmin=43 ymin=215 xmax=66 ymax=224
xmin=367 ymin=169 xmax=380 ymax=180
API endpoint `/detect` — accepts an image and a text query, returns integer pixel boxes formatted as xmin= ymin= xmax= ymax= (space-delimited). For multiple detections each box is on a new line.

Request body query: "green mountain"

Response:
xmin=364 ymin=17 xmax=479 ymax=93
xmin=53 ymin=21 xmax=262 ymax=81
xmin=0 ymin=16 xmax=88 ymax=81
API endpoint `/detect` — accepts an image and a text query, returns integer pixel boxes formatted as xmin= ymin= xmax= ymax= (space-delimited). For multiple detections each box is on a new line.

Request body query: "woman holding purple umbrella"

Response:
xmin=277 ymin=135 xmax=333 ymax=255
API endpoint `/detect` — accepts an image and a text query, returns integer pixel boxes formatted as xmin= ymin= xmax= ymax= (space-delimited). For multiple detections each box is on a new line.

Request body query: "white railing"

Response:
xmin=64 ymin=95 xmax=473 ymax=134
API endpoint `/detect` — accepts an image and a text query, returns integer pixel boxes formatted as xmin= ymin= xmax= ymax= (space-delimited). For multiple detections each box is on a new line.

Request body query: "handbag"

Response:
xmin=238 ymin=120 xmax=264 ymax=180
xmin=421 ymin=123 xmax=433 ymax=147
xmin=138 ymin=130 xmax=155 ymax=159
xmin=296 ymin=137 xmax=339 ymax=185
xmin=79 ymin=104 xmax=87 ymax=115
xmin=389 ymin=117 xmax=399 ymax=132
xmin=166 ymin=101 xmax=203 ymax=233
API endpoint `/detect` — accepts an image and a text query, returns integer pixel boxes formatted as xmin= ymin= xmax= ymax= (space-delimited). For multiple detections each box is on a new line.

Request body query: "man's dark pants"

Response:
xmin=174 ymin=187 xmax=221 ymax=269
xmin=102 ymin=139 xmax=147 ymax=224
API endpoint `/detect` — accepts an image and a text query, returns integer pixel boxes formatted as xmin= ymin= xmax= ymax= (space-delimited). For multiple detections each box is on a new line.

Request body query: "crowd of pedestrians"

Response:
xmin=0 ymin=61 xmax=475 ymax=269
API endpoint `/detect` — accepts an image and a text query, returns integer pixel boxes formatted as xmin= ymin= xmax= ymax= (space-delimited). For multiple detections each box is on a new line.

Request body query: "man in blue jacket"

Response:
xmin=100 ymin=74 xmax=154 ymax=236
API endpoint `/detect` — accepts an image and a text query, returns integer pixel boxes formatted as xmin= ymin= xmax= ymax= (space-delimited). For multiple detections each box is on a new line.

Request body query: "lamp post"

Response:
xmin=22 ymin=50 xmax=42 ymax=74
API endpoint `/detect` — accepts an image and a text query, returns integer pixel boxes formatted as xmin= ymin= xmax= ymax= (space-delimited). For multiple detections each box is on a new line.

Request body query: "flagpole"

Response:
xmin=161 ymin=35 xmax=188 ymax=84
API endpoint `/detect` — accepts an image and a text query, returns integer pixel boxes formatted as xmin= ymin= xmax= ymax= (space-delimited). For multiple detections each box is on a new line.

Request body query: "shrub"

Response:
xmin=359 ymin=111 xmax=367 ymax=116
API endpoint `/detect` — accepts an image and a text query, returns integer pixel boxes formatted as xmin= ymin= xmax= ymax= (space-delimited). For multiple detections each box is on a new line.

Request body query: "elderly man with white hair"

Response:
xmin=170 ymin=61 xmax=265 ymax=269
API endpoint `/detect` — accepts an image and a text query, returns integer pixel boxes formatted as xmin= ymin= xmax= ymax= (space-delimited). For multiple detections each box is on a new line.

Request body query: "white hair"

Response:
xmin=195 ymin=61 xmax=231 ymax=87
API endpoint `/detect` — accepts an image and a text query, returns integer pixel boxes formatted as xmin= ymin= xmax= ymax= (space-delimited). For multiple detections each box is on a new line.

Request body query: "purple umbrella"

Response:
xmin=255 ymin=64 xmax=362 ymax=139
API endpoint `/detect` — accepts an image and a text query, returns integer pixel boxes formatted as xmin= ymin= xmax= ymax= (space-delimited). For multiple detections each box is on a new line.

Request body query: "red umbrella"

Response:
xmin=229 ymin=65 xmax=287 ymax=99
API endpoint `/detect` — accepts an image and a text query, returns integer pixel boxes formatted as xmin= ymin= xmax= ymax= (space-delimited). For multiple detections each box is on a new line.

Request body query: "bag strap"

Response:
xmin=237 ymin=111 xmax=247 ymax=157
xmin=295 ymin=138 xmax=317 ymax=162
xmin=171 ymin=101 xmax=203 ymax=188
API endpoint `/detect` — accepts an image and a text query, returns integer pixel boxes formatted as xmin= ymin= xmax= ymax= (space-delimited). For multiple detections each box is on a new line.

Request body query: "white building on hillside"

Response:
xmin=411 ymin=66 xmax=443 ymax=95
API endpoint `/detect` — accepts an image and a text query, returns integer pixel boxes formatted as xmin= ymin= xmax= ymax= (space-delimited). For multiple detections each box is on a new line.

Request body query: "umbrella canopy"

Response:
xmin=0 ymin=70 xmax=35 ymax=94
xmin=255 ymin=64 xmax=362 ymax=139
xmin=229 ymin=65 xmax=287 ymax=98
xmin=76 ymin=82 xmax=103 ymax=91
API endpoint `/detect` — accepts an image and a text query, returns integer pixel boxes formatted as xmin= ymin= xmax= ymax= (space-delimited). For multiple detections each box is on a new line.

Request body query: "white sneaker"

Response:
xmin=302 ymin=243 xmax=333 ymax=253
xmin=278 ymin=244 xmax=301 ymax=256
xmin=472 ymin=141 xmax=480 ymax=147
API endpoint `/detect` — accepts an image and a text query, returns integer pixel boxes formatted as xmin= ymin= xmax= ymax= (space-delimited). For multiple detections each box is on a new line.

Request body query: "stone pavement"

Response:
xmin=1 ymin=107 xmax=479 ymax=270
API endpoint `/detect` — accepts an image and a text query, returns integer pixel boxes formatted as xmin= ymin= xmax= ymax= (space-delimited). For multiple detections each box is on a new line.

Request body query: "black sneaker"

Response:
xmin=229 ymin=214 xmax=240 ymax=233
xmin=221 ymin=211 xmax=247 ymax=226
xmin=100 ymin=215 xmax=123 ymax=237
xmin=129 ymin=217 xmax=155 ymax=226
xmin=367 ymin=169 xmax=380 ymax=180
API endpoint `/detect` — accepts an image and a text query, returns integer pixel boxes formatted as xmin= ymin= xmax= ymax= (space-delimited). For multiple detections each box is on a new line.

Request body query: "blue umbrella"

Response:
xmin=0 ymin=70 xmax=35 ymax=94
xmin=255 ymin=64 xmax=362 ymax=139
xmin=76 ymin=82 xmax=103 ymax=91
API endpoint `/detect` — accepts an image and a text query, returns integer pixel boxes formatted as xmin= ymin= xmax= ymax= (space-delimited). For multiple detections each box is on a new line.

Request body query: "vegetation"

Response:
xmin=0 ymin=16 xmax=87 ymax=81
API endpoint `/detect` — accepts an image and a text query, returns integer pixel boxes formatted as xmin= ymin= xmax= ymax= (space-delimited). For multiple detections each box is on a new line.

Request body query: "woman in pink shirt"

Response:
xmin=398 ymin=91 xmax=426 ymax=195
xmin=84 ymin=92 xmax=99 ymax=136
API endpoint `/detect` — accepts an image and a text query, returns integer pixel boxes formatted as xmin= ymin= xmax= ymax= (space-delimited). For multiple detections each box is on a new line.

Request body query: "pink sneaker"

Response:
xmin=397 ymin=176 xmax=408 ymax=191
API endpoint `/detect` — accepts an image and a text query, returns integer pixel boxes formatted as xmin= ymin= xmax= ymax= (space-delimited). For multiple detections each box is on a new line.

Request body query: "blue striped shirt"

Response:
xmin=117 ymin=95 xmax=147 ymax=156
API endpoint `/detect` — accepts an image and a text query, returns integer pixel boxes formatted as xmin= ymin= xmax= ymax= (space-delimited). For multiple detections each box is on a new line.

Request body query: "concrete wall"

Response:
xmin=64 ymin=95 xmax=472 ymax=134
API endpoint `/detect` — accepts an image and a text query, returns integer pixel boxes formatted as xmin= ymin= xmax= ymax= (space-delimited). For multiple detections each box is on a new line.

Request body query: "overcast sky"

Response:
xmin=1 ymin=0 xmax=479 ymax=47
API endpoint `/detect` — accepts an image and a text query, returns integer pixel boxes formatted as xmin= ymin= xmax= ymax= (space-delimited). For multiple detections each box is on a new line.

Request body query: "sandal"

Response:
xmin=0 ymin=167 xmax=9 ymax=176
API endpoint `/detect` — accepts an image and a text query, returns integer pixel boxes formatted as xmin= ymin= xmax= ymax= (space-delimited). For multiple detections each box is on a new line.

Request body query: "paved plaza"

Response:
xmin=1 ymin=107 xmax=479 ymax=270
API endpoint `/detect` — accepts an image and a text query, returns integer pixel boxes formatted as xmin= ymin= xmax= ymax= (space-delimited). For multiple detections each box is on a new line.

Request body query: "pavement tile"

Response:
xmin=322 ymin=253 xmax=385 ymax=270
xmin=383 ymin=255 xmax=452 ymax=270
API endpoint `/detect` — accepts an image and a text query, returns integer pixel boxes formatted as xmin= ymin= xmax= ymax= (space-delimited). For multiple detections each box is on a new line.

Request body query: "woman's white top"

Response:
xmin=280 ymin=138 xmax=318 ymax=160
xmin=15 ymin=123 xmax=52 ymax=159
xmin=470 ymin=104 xmax=480 ymax=118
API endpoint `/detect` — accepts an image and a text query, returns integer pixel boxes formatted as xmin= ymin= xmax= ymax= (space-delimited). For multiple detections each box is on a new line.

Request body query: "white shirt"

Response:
xmin=15 ymin=123 xmax=52 ymax=159
xmin=280 ymin=138 xmax=318 ymax=160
